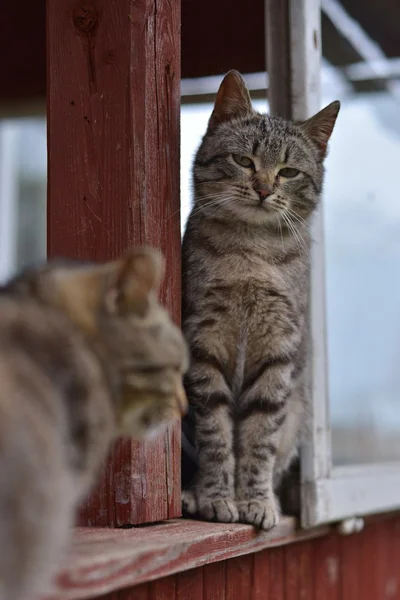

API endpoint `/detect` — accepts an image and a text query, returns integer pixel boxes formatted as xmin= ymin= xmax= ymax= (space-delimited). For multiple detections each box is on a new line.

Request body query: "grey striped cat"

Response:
xmin=0 ymin=248 xmax=188 ymax=600
xmin=181 ymin=70 xmax=339 ymax=530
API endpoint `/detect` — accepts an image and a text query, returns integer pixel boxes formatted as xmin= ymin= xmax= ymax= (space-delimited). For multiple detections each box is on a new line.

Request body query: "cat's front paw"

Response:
xmin=182 ymin=489 xmax=197 ymax=516
xmin=198 ymin=497 xmax=239 ymax=523
xmin=237 ymin=499 xmax=279 ymax=530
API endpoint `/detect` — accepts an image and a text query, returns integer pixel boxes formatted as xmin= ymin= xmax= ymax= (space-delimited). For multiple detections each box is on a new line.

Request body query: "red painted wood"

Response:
xmin=313 ymin=533 xmax=340 ymax=600
xmin=149 ymin=576 xmax=176 ymax=600
xmin=284 ymin=541 xmax=313 ymax=600
xmin=267 ymin=547 xmax=285 ymax=600
xmin=46 ymin=0 xmax=181 ymax=526
xmin=391 ymin=519 xmax=400 ymax=600
xmin=122 ymin=583 xmax=149 ymax=599
xmin=203 ymin=561 xmax=226 ymax=600
xmin=252 ymin=549 xmax=269 ymax=600
xmin=44 ymin=517 xmax=329 ymax=598
xmin=373 ymin=522 xmax=388 ymax=600
xmin=360 ymin=525 xmax=379 ymax=600
xmin=51 ymin=515 xmax=400 ymax=600
xmin=181 ymin=0 xmax=265 ymax=78
xmin=284 ymin=542 xmax=299 ymax=600
xmin=226 ymin=554 xmax=253 ymax=600
xmin=339 ymin=532 xmax=360 ymax=600
xmin=176 ymin=568 xmax=203 ymax=600
xmin=382 ymin=519 xmax=400 ymax=600
xmin=0 ymin=1 xmax=45 ymax=101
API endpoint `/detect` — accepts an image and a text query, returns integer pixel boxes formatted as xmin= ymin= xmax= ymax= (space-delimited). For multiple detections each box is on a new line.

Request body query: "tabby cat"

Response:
xmin=0 ymin=247 xmax=188 ymax=600
xmin=181 ymin=70 xmax=339 ymax=530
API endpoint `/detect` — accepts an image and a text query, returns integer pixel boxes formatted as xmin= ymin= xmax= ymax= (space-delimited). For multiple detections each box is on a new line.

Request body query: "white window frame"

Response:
xmin=181 ymin=0 xmax=400 ymax=529
xmin=0 ymin=122 xmax=19 ymax=283
xmin=280 ymin=0 xmax=400 ymax=527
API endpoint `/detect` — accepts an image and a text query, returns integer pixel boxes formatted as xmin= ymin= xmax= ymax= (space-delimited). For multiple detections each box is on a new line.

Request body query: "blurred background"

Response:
xmin=1 ymin=0 xmax=400 ymax=465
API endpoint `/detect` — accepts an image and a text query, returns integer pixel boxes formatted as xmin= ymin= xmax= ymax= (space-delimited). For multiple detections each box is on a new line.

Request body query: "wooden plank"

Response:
xmin=203 ymin=561 xmax=226 ymax=600
xmin=252 ymin=549 xmax=269 ymax=600
xmin=338 ymin=531 xmax=360 ymax=600
xmin=359 ymin=524 xmax=377 ymax=599
xmin=225 ymin=555 xmax=253 ymax=600
xmin=0 ymin=1 xmax=45 ymax=102
xmin=268 ymin=547 xmax=285 ymax=600
xmin=265 ymin=0 xmax=292 ymax=119
xmin=284 ymin=541 xmax=313 ymax=600
xmin=47 ymin=0 xmax=181 ymax=526
xmin=313 ymin=533 xmax=340 ymax=600
xmin=390 ymin=517 xmax=400 ymax=600
xmin=43 ymin=518 xmax=329 ymax=599
xmin=176 ymin=568 xmax=203 ymax=600
xmin=149 ymin=576 xmax=176 ymax=600
xmin=381 ymin=519 xmax=399 ymax=600
xmin=124 ymin=584 xmax=149 ymax=599
xmin=371 ymin=520 xmax=394 ymax=600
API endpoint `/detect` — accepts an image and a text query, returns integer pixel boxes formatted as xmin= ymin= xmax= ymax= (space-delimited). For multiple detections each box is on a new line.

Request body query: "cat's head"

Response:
xmin=6 ymin=248 xmax=188 ymax=440
xmin=193 ymin=70 xmax=340 ymax=229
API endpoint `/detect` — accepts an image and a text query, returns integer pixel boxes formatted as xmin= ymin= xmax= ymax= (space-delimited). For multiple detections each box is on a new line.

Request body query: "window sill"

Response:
xmin=45 ymin=517 xmax=330 ymax=599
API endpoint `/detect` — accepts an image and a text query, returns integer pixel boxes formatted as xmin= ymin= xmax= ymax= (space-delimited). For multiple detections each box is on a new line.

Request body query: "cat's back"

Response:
xmin=0 ymin=295 xmax=114 ymax=484
xmin=0 ymin=295 xmax=114 ymax=600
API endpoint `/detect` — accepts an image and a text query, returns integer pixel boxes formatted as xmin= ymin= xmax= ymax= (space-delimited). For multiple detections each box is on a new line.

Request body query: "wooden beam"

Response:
xmin=46 ymin=0 xmax=182 ymax=525
xmin=265 ymin=0 xmax=292 ymax=119
xmin=43 ymin=517 xmax=331 ymax=598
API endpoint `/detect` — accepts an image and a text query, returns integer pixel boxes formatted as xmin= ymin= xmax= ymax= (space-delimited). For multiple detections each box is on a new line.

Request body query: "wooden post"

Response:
xmin=265 ymin=0 xmax=292 ymax=119
xmin=46 ymin=0 xmax=181 ymax=525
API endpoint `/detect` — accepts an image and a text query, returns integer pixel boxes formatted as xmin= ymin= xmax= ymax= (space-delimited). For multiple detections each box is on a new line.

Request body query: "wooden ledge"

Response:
xmin=45 ymin=517 xmax=330 ymax=599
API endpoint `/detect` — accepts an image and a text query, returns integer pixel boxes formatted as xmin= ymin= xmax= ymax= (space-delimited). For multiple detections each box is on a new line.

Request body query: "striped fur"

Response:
xmin=0 ymin=248 xmax=188 ymax=600
xmin=182 ymin=71 xmax=339 ymax=530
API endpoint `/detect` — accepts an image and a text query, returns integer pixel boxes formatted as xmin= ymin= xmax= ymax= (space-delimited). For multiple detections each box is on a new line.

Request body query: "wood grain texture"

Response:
xmin=43 ymin=517 xmax=328 ymax=599
xmin=284 ymin=541 xmax=313 ymax=600
xmin=252 ymin=549 xmax=269 ymax=600
xmin=42 ymin=513 xmax=400 ymax=599
xmin=46 ymin=0 xmax=181 ymax=526
xmin=267 ymin=547 xmax=285 ymax=600
xmin=225 ymin=555 xmax=253 ymax=600
xmin=203 ymin=561 xmax=226 ymax=600
xmin=176 ymin=568 xmax=203 ymax=600
xmin=148 ymin=576 xmax=176 ymax=600
xmin=339 ymin=527 xmax=360 ymax=600
xmin=313 ymin=533 xmax=340 ymax=600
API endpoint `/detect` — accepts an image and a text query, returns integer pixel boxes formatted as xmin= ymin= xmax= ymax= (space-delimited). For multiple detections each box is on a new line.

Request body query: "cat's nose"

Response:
xmin=255 ymin=182 xmax=273 ymax=200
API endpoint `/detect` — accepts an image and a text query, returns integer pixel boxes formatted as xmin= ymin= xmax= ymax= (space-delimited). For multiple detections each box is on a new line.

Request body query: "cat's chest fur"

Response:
xmin=183 ymin=231 xmax=309 ymax=397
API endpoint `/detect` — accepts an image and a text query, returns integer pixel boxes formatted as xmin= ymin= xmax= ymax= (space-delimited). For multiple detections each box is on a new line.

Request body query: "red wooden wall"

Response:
xmin=46 ymin=0 xmax=182 ymax=526
xmin=95 ymin=517 xmax=400 ymax=600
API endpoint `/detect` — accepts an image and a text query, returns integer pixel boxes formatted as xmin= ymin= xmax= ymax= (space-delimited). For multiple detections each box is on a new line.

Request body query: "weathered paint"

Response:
xmin=46 ymin=0 xmax=182 ymax=526
xmin=44 ymin=515 xmax=400 ymax=600
xmin=43 ymin=515 xmax=400 ymax=599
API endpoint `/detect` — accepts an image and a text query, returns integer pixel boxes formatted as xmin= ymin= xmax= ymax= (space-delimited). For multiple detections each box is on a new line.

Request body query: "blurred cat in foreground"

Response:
xmin=0 ymin=247 xmax=188 ymax=600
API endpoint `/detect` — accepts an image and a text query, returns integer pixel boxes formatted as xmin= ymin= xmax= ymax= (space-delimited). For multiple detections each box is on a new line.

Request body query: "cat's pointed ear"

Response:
xmin=300 ymin=101 xmax=340 ymax=158
xmin=106 ymin=247 xmax=164 ymax=317
xmin=208 ymin=70 xmax=253 ymax=131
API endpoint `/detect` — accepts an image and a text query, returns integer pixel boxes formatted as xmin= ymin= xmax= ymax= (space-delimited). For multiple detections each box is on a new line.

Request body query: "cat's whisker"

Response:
xmin=278 ymin=219 xmax=284 ymax=254
xmin=284 ymin=207 xmax=311 ymax=232
xmin=280 ymin=211 xmax=302 ymax=254
xmin=189 ymin=195 xmax=239 ymax=218
xmin=168 ymin=190 xmax=234 ymax=222
xmin=165 ymin=194 xmax=237 ymax=237
xmin=281 ymin=212 xmax=310 ymax=260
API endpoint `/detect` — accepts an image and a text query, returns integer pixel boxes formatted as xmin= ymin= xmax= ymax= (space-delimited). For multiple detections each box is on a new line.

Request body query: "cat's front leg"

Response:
xmin=236 ymin=360 xmax=294 ymax=530
xmin=183 ymin=364 xmax=238 ymax=523
xmin=192 ymin=403 xmax=238 ymax=522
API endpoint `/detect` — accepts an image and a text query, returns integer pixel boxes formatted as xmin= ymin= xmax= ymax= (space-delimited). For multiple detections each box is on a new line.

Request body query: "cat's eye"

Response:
xmin=279 ymin=167 xmax=300 ymax=178
xmin=232 ymin=154 xmax=254 ymax=169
